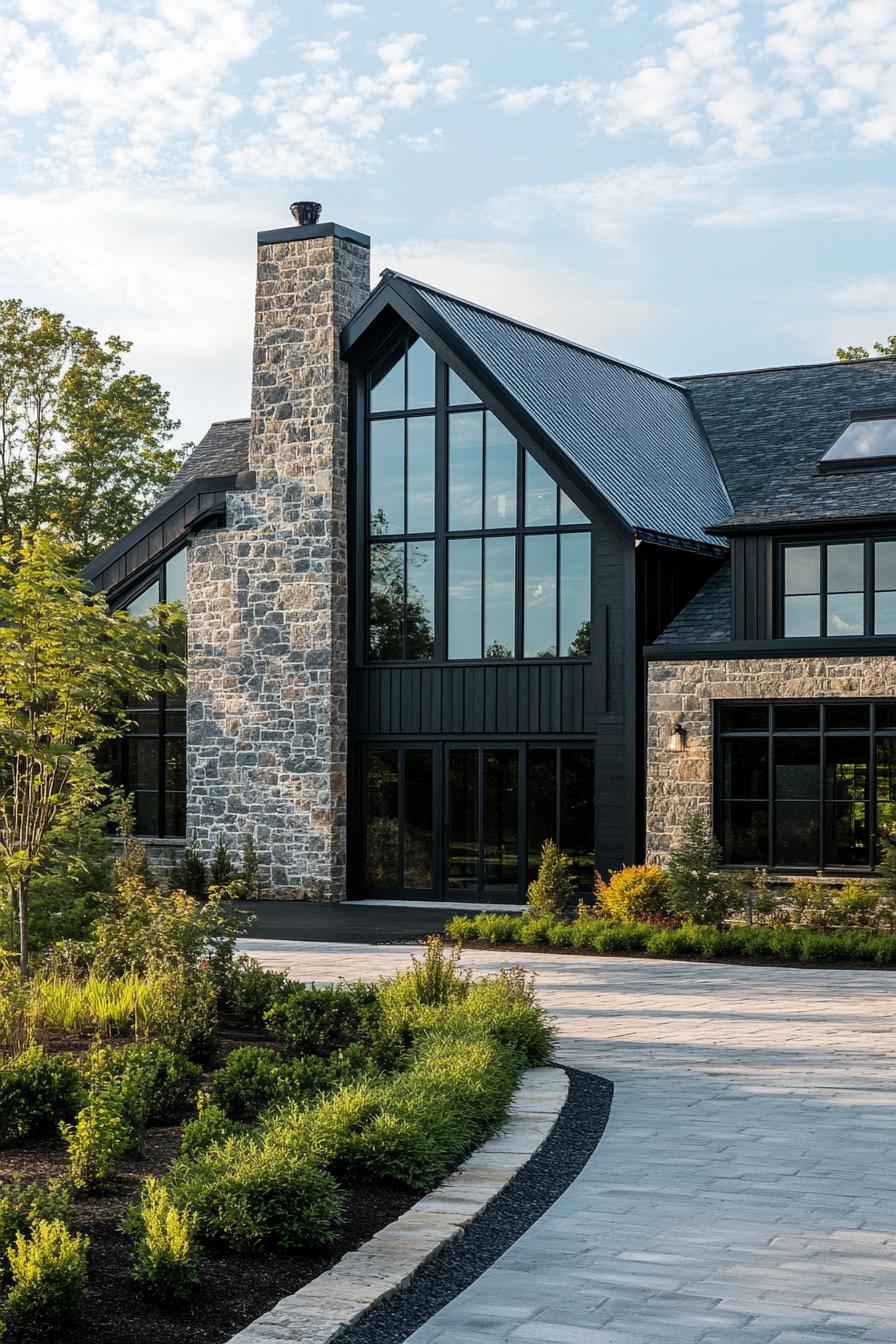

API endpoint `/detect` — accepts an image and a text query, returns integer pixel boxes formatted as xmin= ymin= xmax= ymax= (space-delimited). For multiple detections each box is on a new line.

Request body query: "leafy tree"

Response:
xmin=0 ymin=530 xmax=181 ymax=973
xmin=836 ymin=336 xmax=896 ymax=362
xmin=0 ymin=300 xmax=185 ymax=563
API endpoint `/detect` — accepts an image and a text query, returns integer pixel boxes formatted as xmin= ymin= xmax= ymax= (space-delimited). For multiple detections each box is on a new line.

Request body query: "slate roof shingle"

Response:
xmin=678 ymin=358 xmax=896 ymax=529
xmin=157 ymin=418 xmax=250 ymax=507
xmin=654 ymin=563 xmax=731 ymax=644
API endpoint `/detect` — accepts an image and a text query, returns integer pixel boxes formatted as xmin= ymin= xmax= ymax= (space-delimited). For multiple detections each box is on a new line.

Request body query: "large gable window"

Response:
xmin=781 ymin=538 xmax=896 ymax=638
xmin=819 ymin=409 xmax=896 ymax=471
xmin=365 ymin=334 xmax=592 ymax=664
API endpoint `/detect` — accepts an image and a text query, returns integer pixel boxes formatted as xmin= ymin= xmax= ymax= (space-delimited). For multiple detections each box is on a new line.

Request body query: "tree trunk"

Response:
xmin=16 ymin=880 xmax=27 ymax=977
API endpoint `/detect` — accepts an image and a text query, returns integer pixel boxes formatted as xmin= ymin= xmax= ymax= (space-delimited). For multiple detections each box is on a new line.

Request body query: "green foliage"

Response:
xmin=0 ymin=1179 xmax=71 ymax=1283
xmin=6 ymin=1218 xmax=88 ymax=1332
xmin=168 ymin=1135 xmax=343 ymax=1253
xmin=837 ymin=336 xmax=896 ymax=362
xmin=61 ymin=1090 xmax=130 ymax=1192
xmin=93 ymin=874 xmax=244 ymax=982
xmin=596 ymin=865 xmax=672 ymax=922
xmin=0 ymin=964 xmax=32 ymax=1054
xmin=168 ymin=848 xmax=208 ymax=900
xmin=145 ymin=963 xmax=219 ymax=1063
xmin=28 ymin=971 xmax=153 ymax=1035
xmin=264 ymin=981 xmax=384 ymax=1059
xmin=0 ymin=1047 xmax=84 ymax=1143
xmin=209 ymin=837 xmax=236 ymax=888
xmin=224 ymin=956 xmax=293 ymax=1027
xmin=527 ymin=839 xmax=575 ymax=917
xmin=239 ymin=832 xmax=262 ymax=900
xmin=129 ymin=1178 xmax=199 ymax=1302
xmin=377 ymin=936 xmax=471 ymax=1015
xmin=208 ymin=1047 xmax=284 ymax=1121
xmin=18 ymin=807 xmax=113 ymax=953
xmin=180 ymin=1099 xmax=244 ymax=1159
xmin=0 ymin=530 xmax=182 ymax=973
xmin=667 ymin=814 xmax=732 ymax=925
xmin=95 ymin=1042 xmax=202 ymax=1127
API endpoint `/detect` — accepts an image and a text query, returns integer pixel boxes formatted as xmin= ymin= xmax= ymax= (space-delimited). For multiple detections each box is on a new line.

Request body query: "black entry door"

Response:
xmin=446 ymin=748 xmax=520 ymax=895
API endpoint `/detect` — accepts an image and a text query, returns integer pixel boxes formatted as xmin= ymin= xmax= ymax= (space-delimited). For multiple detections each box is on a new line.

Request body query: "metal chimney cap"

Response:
xmin=290 ymin=201 xmax=322 ymax=226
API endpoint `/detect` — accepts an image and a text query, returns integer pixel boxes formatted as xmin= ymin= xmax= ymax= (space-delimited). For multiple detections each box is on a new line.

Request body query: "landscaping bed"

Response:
xmin=0 ymin=877 xmax=554 ymax=1344
xmin=445 ymin=911 xmax=896 ymax=967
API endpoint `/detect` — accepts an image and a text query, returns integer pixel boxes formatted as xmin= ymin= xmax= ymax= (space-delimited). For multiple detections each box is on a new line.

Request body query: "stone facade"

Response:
xmin=186 ymin=228 xmax=370 ymax=898
xmin=646 ymin=654 xmax=896 ymax=865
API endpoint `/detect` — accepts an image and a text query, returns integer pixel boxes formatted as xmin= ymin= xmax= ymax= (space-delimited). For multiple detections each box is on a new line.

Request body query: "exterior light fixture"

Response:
xmin=668 ymin=721 xmax=686 ymax=753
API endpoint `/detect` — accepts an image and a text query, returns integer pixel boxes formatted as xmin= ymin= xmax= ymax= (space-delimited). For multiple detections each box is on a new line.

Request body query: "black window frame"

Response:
xmin=362 ymin=333 xmax=593 ymax=667
xmin=714 ymin=699 xmax=896 ymax=873
xmin=818 ymin=407 xmax=896 ymax=474
xmin=107 ymin=552 xmax=187 ymax=839
xmin=777 ymin=535 xmax=896 ymax=639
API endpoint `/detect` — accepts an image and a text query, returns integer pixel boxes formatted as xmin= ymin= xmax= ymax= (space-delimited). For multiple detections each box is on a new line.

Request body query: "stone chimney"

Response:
xmin=187 ymin=208 xmax=371 ymax=899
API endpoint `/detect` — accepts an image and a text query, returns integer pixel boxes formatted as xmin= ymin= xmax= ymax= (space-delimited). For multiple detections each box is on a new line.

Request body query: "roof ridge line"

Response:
xmin=380 ymin=269 xmax=686 ymax=394
xmin=678 ymin=355 xmax=896 ymax=381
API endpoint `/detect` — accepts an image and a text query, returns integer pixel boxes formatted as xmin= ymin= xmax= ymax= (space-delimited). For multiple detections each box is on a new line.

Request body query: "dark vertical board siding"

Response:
xmin=731 ymin=535 xmax=774 ymax=640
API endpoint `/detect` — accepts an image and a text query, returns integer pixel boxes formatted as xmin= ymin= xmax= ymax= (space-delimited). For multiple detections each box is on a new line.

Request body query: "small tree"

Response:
xmin=667 ymin=813 xmax=732 ymax=926
xmin=0 ymin=530 xmax=180 ymax=973
xmin=527 ymin=839 xmax=575 ymax=917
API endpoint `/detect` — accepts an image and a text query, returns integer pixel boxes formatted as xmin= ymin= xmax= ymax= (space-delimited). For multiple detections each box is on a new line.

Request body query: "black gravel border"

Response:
xmin=338 ymin=1067 xmax=613 ymax=1344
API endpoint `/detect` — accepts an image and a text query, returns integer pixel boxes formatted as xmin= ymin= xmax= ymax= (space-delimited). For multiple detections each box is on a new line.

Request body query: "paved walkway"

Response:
xmin=240 ymin=942 xmax=896 ymax=1344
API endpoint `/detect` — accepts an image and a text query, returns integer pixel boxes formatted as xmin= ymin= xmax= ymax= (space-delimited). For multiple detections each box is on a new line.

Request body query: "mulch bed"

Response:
xmin=2 ymin=1023 xmax=421 ymax=1344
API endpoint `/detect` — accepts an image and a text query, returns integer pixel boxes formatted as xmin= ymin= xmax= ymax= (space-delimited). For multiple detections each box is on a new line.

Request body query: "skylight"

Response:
xmin=819 ymin=409 xmax=896 ymax=471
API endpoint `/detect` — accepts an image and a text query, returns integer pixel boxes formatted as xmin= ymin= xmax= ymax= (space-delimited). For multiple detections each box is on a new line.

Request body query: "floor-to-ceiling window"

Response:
xmin=716 ymin=700 xmax=896 ymax=870
xmin=107 ymin=548 xmax=187 ymax=837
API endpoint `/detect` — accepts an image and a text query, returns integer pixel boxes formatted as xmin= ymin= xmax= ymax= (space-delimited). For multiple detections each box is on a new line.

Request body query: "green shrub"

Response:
xmin=225 ymin=956 xmax=293 ymax=1027
xmin=444 ymin=915 xmax=476 ymax=942
xmin=597 ymin=865 xmax=672 ymax=922
xmin=168 ymin=849 xmax=208 ymax=900
xmin=169 ymin=1135 xmax=343 ymax=1252
xmin=0 ymin=1048 xmax=84 ymax=1143
xmin=527 ymin=839 xmax=575 ymax=917
xmin=146 ymin=964 xmax=218 ymax=1062
xmin=667 ymin=814 xmax=732 ymax=924
xmin=264 ymin=981 xmax=383 ymax=1059
xmin=100 ymin=1042 xmax=202 ymax=1126
xmin=515 ymin=914 xmax=555 ymax=945
xmin=0 ymin=1179 xmax=71 ymax=1283
xmin=209 ymin=1047 xmax=284 ymax=1121
xmin=417 ymin=969 xmax=554 ymax=1067
xmin=180 ymin=1099 xmax=245 ymax=1158
xmin=377 ymin=937 xmax=470 ymax=1018
xmin=6 ymin=1219 xmax=89 ymax=1332
xmin=831 ymin=880 xmax=881 ymax=929
xmin=129 ymin=1178 xmax=199 ymax=1301
xmin=61 ymin=1093 xmax=129 ymax=1192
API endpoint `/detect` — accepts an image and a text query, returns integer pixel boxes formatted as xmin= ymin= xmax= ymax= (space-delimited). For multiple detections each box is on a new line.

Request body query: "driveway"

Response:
xmin=239 ymin=942 xmax=896 ymax=1344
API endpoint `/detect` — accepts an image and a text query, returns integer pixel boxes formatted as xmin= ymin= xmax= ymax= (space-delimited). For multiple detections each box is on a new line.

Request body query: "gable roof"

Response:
xmin=344 ymin=273 xmax=732 ymax=551
xmin=679 ymin=358 xmax=896 ymax=531
xmin=157 ymin=418 xmax=250 ymax=508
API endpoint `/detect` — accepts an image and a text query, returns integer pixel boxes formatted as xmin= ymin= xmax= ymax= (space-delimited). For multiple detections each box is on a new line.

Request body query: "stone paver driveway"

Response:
xmin=239 ymin=940 xmax=896 ymax=1344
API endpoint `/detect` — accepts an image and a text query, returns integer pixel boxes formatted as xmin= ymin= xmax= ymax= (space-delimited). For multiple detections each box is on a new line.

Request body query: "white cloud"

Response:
xmin=324 ymin=2 xmax=364 ymax=15
xmin=401 ymin=129 xmax=445 ymax=152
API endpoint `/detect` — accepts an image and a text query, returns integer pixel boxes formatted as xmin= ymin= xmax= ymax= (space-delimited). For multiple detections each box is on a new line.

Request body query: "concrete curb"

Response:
xmin=225 ymin=1065 xmax=569 ymax=1344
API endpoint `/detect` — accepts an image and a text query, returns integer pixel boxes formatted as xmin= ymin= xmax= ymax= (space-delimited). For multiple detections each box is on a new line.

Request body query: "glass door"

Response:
xmin=364 ymin=747 xmax=434 ymax=894
xmin=447 ymin=748 xmax=520 ymax=894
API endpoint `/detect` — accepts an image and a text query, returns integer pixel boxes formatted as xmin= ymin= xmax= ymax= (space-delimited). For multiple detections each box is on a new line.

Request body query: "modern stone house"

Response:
xmin=84 ymin=206 xmax=896 ymax=900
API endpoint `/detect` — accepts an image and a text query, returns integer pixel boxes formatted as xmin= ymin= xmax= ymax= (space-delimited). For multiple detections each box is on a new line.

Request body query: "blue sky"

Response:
xmin=0 ymin=0 xmax=894 ymax=447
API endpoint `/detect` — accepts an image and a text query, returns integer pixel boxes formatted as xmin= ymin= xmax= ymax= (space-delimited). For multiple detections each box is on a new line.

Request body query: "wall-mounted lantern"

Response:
xmin=667 ymin=721 xmax=686 ymax=753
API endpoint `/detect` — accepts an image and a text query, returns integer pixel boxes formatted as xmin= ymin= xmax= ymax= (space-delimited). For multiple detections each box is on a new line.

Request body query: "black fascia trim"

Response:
xmin=257 ymin=222 xmax=371 ymax=248
xmin=342 ymin=277 xmax=634 ymax=545
xmin=707 ymin=510 xmax=896 ymax=537
xmin=81 ymin=473 xmax=247 ymax=583
xmin=635 ymin=529 xmax=727 ymax=558
xmin=644 ymin=635 xmax=896 ymax=661
xmin=102 ymin=511 xmax=223 ymax=606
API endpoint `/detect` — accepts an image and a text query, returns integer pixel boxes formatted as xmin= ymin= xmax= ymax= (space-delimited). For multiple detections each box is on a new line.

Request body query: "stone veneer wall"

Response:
xmin=186 ymin=230 xmax=370 ymax=898
xmin=646 ymin=654 xmax=896 ymax=865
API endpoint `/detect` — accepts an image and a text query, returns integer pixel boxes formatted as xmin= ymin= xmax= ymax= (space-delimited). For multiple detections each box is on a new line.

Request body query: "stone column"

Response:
xmin=187 ymin=219 xmax=370 ymax=898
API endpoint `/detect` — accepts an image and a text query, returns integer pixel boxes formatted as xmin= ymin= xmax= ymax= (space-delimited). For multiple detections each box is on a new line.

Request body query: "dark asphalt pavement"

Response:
xmin=234 ymin=900 xmax=456 ymax=944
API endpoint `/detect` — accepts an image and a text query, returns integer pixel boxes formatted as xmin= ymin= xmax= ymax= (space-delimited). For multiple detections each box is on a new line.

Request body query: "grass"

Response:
xmin=445 ymin=911 xmax=896 ymax=967
xmin=27 ymin=973 xmax=155 ymax=1036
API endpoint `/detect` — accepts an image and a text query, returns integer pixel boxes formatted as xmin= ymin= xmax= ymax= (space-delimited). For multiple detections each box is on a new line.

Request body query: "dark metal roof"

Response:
xmin=679 ymin=358 xmax=896 ymax=530
xmin=654 ymin=562 xmax=731 ymax=644
xmin=356 ymin=274 xmax=732 ymax=549
xmin=157 ymin=419 xmax=250 ymax=508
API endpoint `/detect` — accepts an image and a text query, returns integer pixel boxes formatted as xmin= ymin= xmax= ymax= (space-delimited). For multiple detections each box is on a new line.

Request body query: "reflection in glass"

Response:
xmin=483 ymin=751 xmax=518 ymax=888
xmin=824 ymin=735 xmax=869 ymax=866
xmin=785 ymin=594 xmax=821 ymax=637
xmin=559 ymin=490 xmax=588 ymax=525
xmin=828 ymin=593 xmax=864 ymax=636
xmin=875 ymin=540 xmax=896 ymax=634
xmin=126 ymin=581 xmax=160 ymax=618
xmin=448 ymin=538 xmax=482 ymax=659
xmin=484 ymin=415 xmax=517 ymax=528
xmin=448 ymin=412 xmax=483 ymax=530
xmin=775 ymin=801 xmax=818 ymax=866
xmin=484 ymin=537 xmax=515 ymax=658
xmin=448 ymin=367 xmax=480 ymax=406
xmin=721 ymin=801 xmax=768 ymax=864
xmin=524 ymin=453 xmax=556 ymax=527
xmin=369 ymin=419 xmax=404 ymax=534
xmin=821 ymin=414 xmax=896 ymax=465
xmin=406 ymin=542 xmax=434 ymax=659
xmin=784 ymin=545 xmax=820 ymax=595
xmin=164 ymin=739 xmax=186 ymax=837
xmin=165 ymin=549 xmax=187 ymax=607
xmin=368 ymin=542 xmax=405 ymax=660
xmin=774 ymin=736 xmax=818 ymax=799
xmin=524 ymin=534 xmax=557 ymax=657
xmin=404 ymin=751 xmax=433 ymax=888
xmin=560 ymin=531 xmax=591 ymax=655
xmin=448 ymin=751 xmax=479 ymax=888
xmin=406 ymin=337 xmax=435 ymax=410
xmin=370 ymin=346 xmax=405 ymax=413
xmin=719 ymin=703 xmax=769 ymax=733
xmin=560 ymin=748 xmax=594 ymax=884
xmin=406 ymin=417 xmax=435 ymax=534
xmin=828 ymin=542 xmax=864 ymax=593
xmin=774 ymin=703 xmax=819 ymax=732
xmin=526 ymin=748 xmax=556 ymax=882
xmin=722 ymin=737 xmax=768 ymax=799
xmin=366 ymin=751 xmax=399 ymax=887
xmin=876 ymin=737 xmax=896 ymax=858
